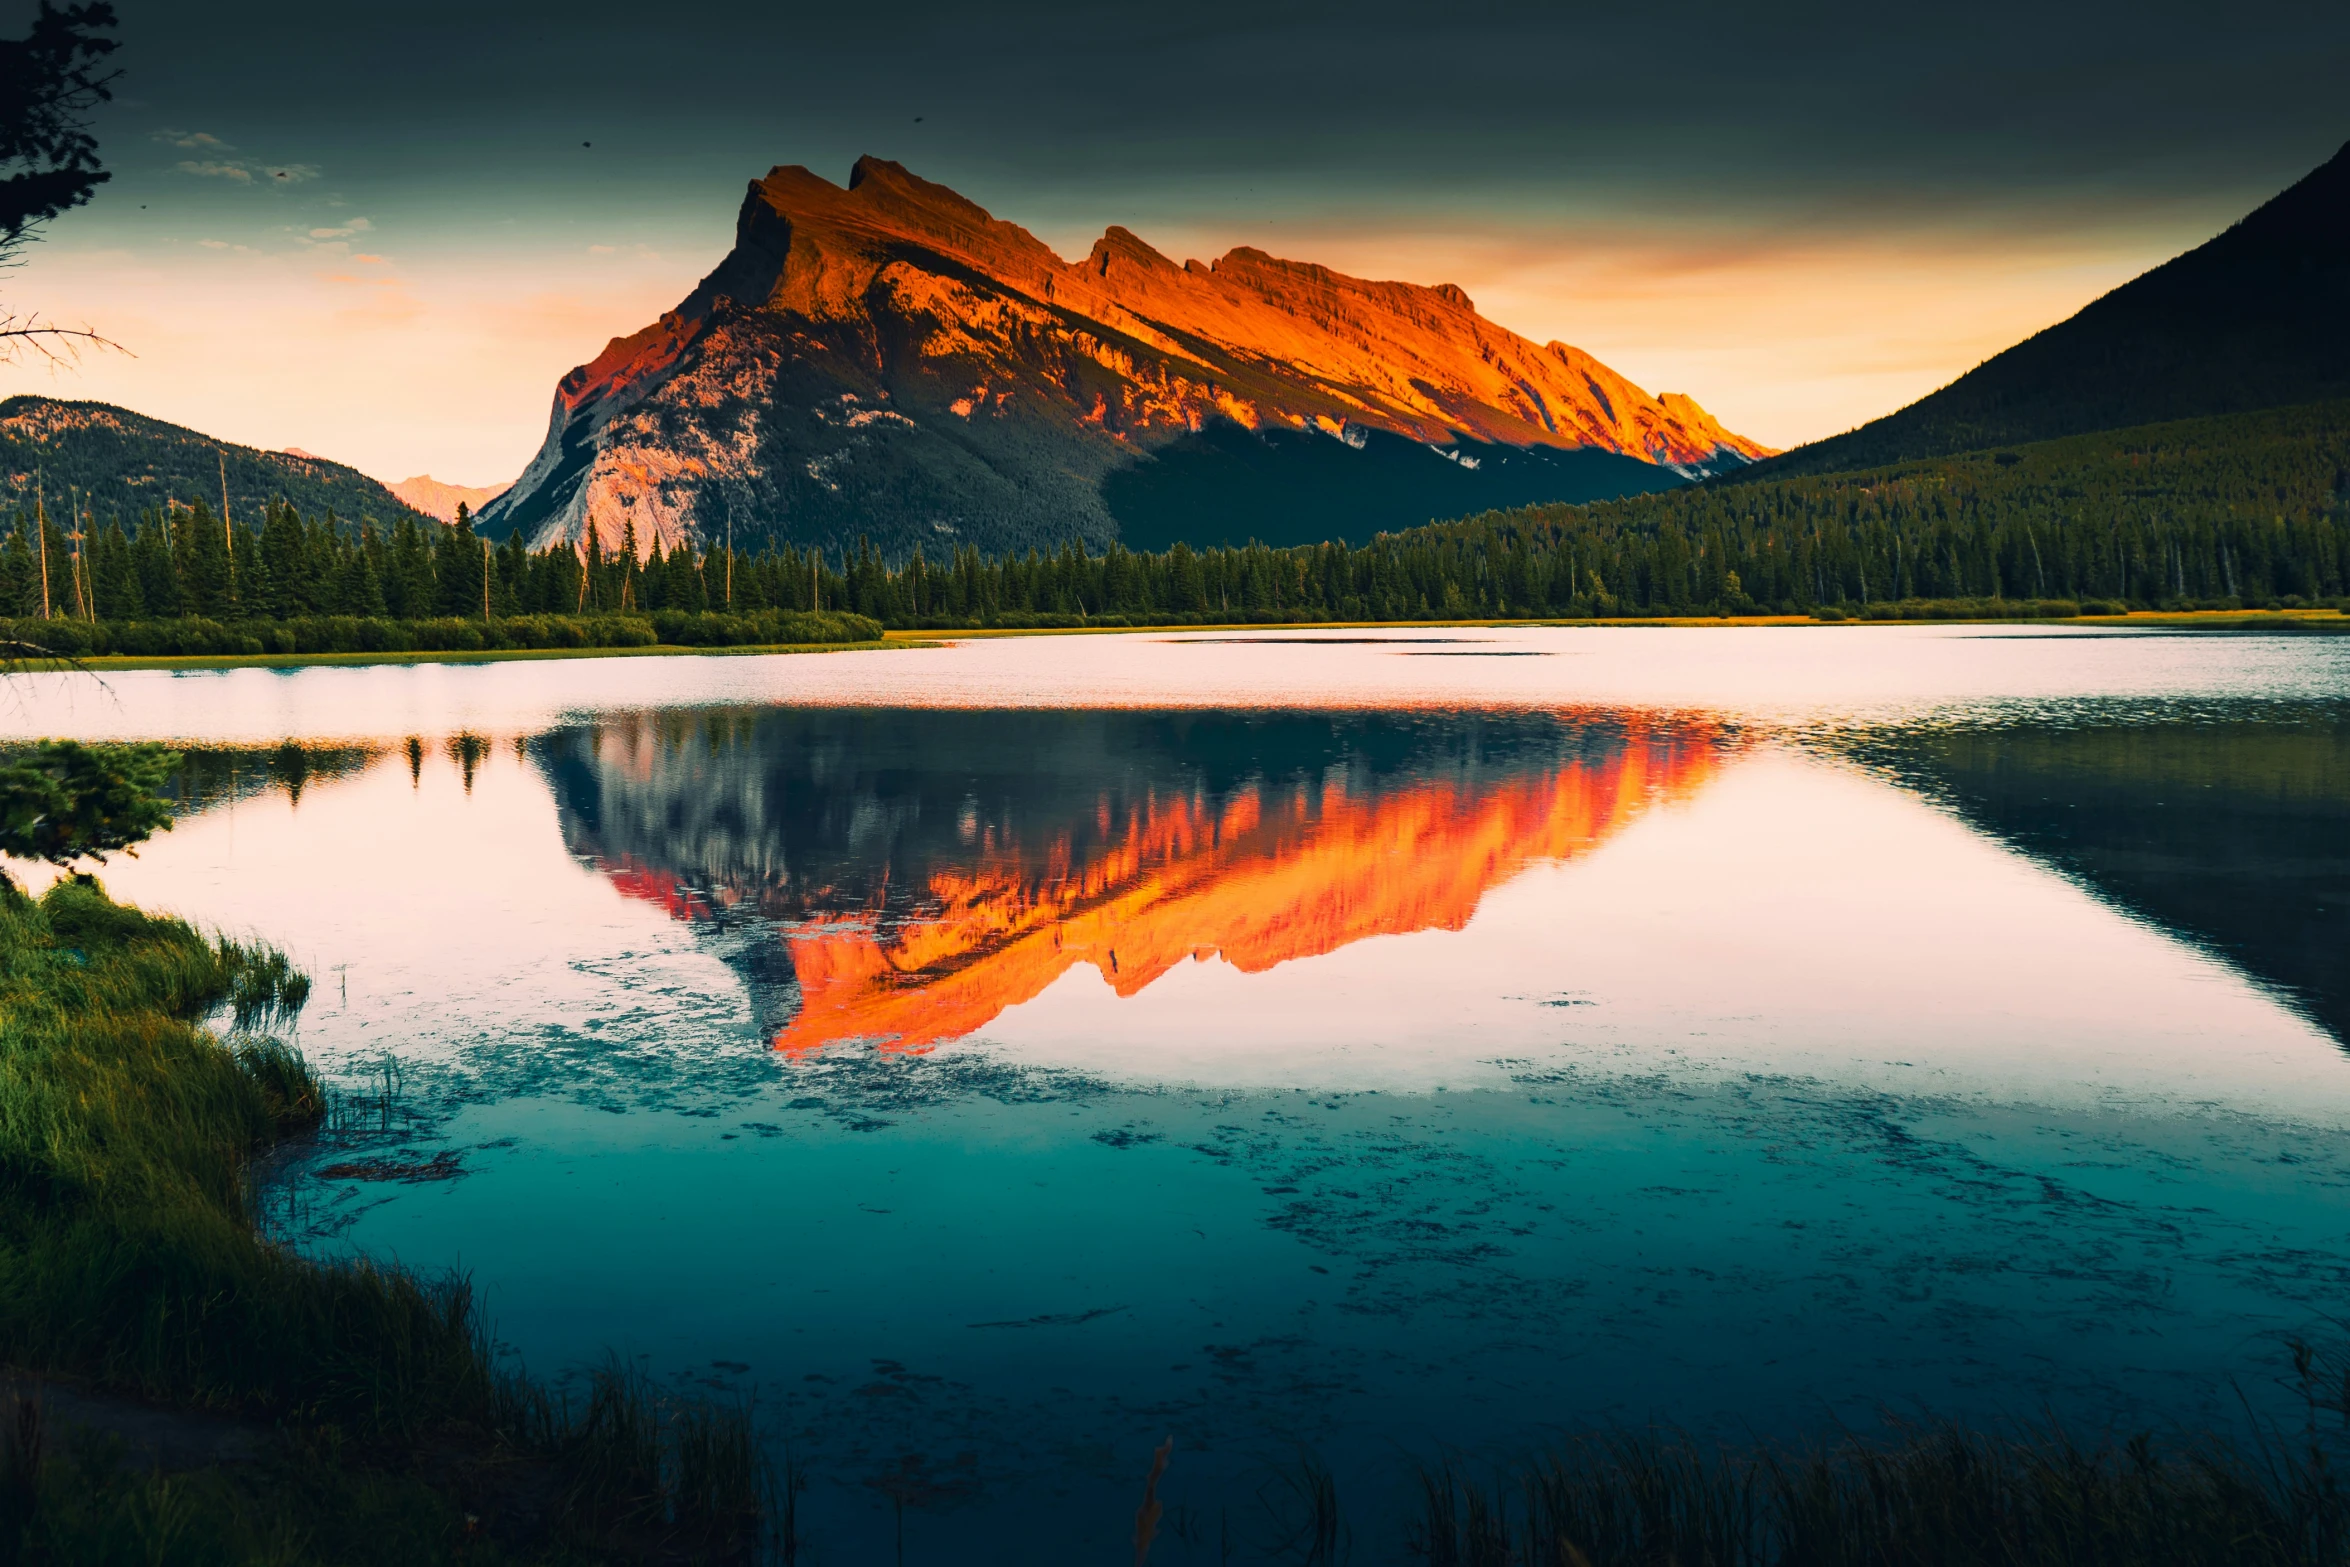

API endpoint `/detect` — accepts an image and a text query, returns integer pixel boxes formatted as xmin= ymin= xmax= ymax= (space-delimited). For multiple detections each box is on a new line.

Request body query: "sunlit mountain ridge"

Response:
xmin=477 ymin=157 xmax=1765 ymax=561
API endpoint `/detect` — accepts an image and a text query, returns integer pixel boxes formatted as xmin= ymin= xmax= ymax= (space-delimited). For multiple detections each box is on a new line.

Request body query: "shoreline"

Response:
xmin=54 ymin=636 xmax=918 ymax=674
xmin=28 ymin=605 xmax=2344 ymax=673
xmin=925 ymin=606 xmax=2348 ymax=637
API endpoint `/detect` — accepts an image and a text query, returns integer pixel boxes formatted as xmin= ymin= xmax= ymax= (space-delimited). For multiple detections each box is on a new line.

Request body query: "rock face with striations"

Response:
xmin=476 ymin=157 xmax=1770 ymax=558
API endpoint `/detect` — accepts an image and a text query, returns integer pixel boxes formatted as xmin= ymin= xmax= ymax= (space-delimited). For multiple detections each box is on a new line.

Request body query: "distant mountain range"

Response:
xmin=387 ymin=473 xmax=508 ymax=524
xmin=16 ymin=140 xmax=2343 ymax=559
xmin=474 ymin=157 xmax=1769 ymax=556
xmin=1745 ymin=139 xmax=2350 ymax=479
xmin=0 ymin=398 xmax=434 ymax=530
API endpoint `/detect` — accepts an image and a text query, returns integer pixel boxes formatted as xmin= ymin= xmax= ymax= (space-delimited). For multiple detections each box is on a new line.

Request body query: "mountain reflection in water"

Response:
xmin=532 ymin=709 xmax=1729 ymax=1055
xmin=1851 ymin=713 xmax=2350 ymax=1045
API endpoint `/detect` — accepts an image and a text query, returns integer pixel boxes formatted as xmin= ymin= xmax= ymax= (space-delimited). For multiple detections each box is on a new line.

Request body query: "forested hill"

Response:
xmin=1421 ymin=399 xmax=2349 ymax=614
xmin=0 ymin=398 xmax=433 ymax=530
xmin=1739 ymin=140 xmax=2350 ymax=479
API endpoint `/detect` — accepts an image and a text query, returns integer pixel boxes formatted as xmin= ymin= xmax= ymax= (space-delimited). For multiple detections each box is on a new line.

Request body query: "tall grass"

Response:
xmin=0 ymin=877 xmax=767 ymax=1561
xmin=1413 ymin=1412 xmax=2350 ymax=1567
xmin=0 ymin=877 xmax=481 ymax=1431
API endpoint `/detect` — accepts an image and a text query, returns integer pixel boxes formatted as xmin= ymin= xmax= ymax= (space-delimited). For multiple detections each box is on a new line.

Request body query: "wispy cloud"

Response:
xmin=154 ymin=128 xmax=233 ymax=151
xmin=172 ymin=156 xmax=322 ymax=185
xmin=306 ymin=217 xmax=372 ymax=240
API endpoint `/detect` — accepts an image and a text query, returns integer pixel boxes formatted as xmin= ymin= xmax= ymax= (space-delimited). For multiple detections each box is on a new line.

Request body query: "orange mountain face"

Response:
xmin=738 ymin=159 xmax=1767 ymax=465
xmin=478 ymin=158 xmax=1769 ymax=559
xmin=561 ymin=713 xmax=1728 ymax=1058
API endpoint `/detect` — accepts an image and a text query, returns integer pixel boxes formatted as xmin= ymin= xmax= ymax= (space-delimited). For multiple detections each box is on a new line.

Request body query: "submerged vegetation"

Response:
xmin=0 ymin=745 xmax=770 ymax=1562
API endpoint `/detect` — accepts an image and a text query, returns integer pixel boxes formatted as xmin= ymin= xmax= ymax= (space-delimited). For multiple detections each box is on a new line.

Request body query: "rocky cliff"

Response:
xmin=476 ymin=157 xmax=1768 ymax=557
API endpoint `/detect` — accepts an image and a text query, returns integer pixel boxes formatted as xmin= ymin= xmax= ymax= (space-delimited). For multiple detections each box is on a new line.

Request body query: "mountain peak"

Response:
xmin=477 ymin=158 xmax=1769 ymax=554
xmin=390 ymin=474 xmax=511 ymax=524
xmin=1090 ymin=225 xmax=1181 ymax=278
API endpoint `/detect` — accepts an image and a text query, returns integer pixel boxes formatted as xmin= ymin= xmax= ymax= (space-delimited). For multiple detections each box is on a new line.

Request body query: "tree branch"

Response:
xmin=0 ymin=311 xmax=128 ymax=366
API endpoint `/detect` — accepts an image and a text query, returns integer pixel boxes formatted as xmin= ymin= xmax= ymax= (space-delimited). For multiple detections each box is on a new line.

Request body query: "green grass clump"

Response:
xmin=0 ymin=877 xmax=768 ymax=1562
xmin=0 ymin=877 xmax=480 ymax=1432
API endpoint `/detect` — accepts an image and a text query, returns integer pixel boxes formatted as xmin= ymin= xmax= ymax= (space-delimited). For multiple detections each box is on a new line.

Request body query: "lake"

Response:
xmin=9 ymin=625 xmax=2349 ymax=1561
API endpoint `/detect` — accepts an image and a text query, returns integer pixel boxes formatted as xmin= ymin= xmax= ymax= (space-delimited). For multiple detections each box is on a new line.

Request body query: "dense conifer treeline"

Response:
xmin=6 ymin=402 xmax=2345 ymax=640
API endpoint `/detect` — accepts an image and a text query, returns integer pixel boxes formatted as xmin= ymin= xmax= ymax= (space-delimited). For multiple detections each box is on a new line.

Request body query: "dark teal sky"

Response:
xmin=6 ymin=0 xmax=2346 ymax=483
xmin=90 ymin=0 xmax=2350 ymax=228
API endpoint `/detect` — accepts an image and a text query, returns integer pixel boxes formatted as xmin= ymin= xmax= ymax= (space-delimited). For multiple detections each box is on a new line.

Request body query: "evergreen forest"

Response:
xmin=3 ymin=400 xmax=2344 ymax=650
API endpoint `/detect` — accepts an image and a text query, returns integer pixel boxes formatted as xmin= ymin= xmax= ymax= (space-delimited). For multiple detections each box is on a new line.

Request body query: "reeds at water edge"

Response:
xmin=1410 ymin=1391 xmax=2350 ymax=1567
xmin=0 ymin=875 xmax=770 ymax=1562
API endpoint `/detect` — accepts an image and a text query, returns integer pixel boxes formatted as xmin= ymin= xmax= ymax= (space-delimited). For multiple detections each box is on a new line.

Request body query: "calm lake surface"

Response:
xmin=9 ymin=625 xmax=2350 ymax=1561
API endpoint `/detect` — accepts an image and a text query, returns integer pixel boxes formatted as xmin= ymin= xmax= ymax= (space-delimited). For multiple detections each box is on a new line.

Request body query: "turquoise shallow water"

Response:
xmin=9 ymin=625 xmax=2349 ymax=1560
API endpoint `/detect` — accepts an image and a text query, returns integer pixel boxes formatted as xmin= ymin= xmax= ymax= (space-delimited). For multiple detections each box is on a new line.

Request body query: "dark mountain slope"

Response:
xmin=1743 ymin=141 xmax=2350 ymax=479
xmin=0 ymin=398 xmax=433 ymax=528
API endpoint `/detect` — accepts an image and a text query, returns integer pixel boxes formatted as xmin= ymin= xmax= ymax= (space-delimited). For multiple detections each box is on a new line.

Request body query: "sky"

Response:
xmin=2 ymin=0 xmax=2346 ymax=488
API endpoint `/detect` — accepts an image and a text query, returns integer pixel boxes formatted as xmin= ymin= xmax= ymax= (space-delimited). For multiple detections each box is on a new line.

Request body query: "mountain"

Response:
xmin=0 ymin=398 xmax=435 ymax=529
xmin=1745 ymin=140 xmax=2350 ymax=479
xmin=388 ymin=473 xmax=509 ymax=524
xmin=476 ymin=157 xmax=1768 ymax=557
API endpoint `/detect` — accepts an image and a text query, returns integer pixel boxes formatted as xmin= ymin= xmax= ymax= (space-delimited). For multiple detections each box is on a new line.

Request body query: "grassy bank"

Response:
xmin=0 ymin=608 xmax=883 ymax=665
xmin=70 ymin=637 xmax=911 ymax=674
xmin=899 ymin=604 xmax=2349 ymax=639
xmin=0 ymin=877 xmax=767 ymax=1563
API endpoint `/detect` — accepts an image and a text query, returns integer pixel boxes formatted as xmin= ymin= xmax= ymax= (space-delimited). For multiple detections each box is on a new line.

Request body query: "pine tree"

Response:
xmin=335 ymin=544 xmax=387 ymax=617
xmin=617 ymin=521 xmax=641 ymax=611
xmin=227 ymin=519 xmax=259 ymax=619
xmin=434 ymin=504 xmax=484 ymax=617
xmin=385 ymin=517 xmax=433 ymax=618
xmin=258 ymin=502 xmax=305 ymax=619
xmin=91 ymin=521 xmax=141 ymax=619
xmin=297 ymin=512 xmax=342 ymax=614
xmin=174 ymin=502 xmax=231 ymax=618
xmin=0 ymin=523 xmax=35 ymax=617
xmin=493 ymin=532 xmax=526 ymax=616
xmin=132 ymin=517 xmax=180 ymax=617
